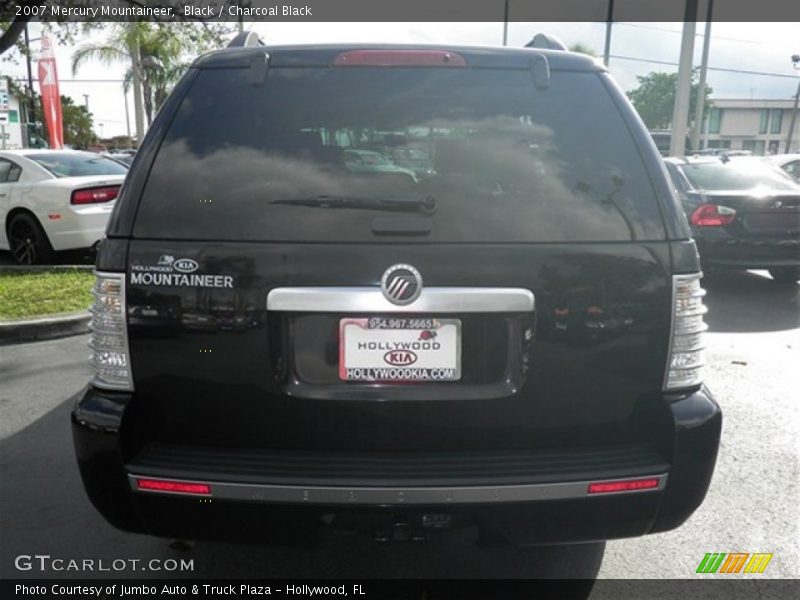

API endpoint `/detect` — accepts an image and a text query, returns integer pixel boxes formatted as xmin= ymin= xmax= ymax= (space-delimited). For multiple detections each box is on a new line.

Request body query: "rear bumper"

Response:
xmin=71 ymin=386 xmax=721 ymax=545
xmin=46 ymin=204 xmax=113 ymax=251
xmin=693 ymin=229 xmax=800 ymax=269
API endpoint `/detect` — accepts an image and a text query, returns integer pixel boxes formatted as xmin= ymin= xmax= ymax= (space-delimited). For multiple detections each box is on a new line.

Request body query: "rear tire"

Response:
xmin=769 ymin=267 xmax=800 ymax=284
xmin=7 ymin=213 xmax=53 ymax=265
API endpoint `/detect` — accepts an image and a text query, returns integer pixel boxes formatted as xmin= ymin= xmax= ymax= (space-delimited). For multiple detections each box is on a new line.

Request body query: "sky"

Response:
xmin=2 ymin=21 xmax=799 ymax=138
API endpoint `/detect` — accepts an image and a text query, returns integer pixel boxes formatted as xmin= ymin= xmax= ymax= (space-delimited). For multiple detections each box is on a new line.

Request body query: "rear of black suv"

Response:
xmin=72 ymin=42 xmax=721 ymax=547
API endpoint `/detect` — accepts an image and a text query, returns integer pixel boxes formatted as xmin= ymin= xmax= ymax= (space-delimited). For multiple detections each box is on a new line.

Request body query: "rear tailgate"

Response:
xmin=126 ymin=241 xmax=671 ymax=452
xmin=122 ymin=53 xmax=674 ymax=454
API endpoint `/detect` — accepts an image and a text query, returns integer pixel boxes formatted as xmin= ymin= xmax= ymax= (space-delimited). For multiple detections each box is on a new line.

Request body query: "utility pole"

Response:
xmin=123 ymin=90 xmax=132 ymax=148
xmin=691 ymin=0 xmax=714 ymax=152
xmin=603 ymin=0 xmax=615 ymax=67
xmin=785 ymin=55 xmax=800 ymax=153
xmin=502 ymin=0 xmax=509 ymax=46
xmin=669 ymin=0 xmax=699 ymax=157
xmin=83 ymin=94 xmax=89 ymax=111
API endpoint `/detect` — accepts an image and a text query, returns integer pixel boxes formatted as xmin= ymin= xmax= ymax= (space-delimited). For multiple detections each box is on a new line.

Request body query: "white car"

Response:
xmin=0 ymin=150 xmax=127 ymax=264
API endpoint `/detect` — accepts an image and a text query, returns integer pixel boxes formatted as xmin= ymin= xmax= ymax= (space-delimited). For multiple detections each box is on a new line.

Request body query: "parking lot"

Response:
xmin=0 ymin=270 xmax=798 ymax=582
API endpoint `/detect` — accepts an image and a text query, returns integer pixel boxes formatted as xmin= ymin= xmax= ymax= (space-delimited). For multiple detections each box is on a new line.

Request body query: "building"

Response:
xmin=702 ymin=98 xmax=799 ymax=155
xmin=0 ymin=77 xmax=24 ymax=149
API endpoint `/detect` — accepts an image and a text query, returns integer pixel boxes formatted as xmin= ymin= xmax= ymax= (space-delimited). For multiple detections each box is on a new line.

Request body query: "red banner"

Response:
xmin=38 ymin=35 xmax=64 ymax=149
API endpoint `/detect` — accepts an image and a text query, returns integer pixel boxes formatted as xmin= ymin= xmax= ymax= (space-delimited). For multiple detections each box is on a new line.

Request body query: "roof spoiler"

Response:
xmin=524 ymin=33 xmax=567 ymax=51
xmin=227 ymin=31 xmax=264 ymax=48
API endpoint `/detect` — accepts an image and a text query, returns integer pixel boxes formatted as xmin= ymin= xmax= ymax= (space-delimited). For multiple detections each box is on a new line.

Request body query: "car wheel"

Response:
xmin=768 ymin=267 xmax=800 ymax=284
xmin=7 ymin=213 xmax=54 ymax=265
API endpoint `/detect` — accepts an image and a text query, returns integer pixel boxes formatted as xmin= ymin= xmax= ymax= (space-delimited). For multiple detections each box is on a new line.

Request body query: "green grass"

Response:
xmin=0 ymin=271 xmax=94 ymax=320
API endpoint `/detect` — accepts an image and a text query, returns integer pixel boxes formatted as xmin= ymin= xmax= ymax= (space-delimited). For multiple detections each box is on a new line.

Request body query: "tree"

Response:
xmin=17 ymin=87 xmax=97 ymax=148
xmin=71 ymin=22 xmax=232 ymax=125
xmin=1 ymin=0 xmax=91 ymax=58
xmin=1 ymin=1 xmax=229 ymax=58
xmin=59 ymin=95 xmax=96 ymax=147
xmin=627 ymin=70 xmax=713 ymax=131
xmin=568 ymin=43 xmax=597 ymax=57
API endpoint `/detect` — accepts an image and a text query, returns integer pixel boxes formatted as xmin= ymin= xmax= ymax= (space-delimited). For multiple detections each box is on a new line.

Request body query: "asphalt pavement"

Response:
xmin=1 ymin=270 xmax=798 ymax=585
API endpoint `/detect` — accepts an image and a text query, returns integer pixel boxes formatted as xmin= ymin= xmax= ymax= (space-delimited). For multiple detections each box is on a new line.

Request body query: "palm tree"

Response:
xmin=71 ymin=24 xmax=191 ymax=127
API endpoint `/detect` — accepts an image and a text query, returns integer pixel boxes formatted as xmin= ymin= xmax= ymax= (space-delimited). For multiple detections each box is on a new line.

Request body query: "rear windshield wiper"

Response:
xmin=270 ymin=194 xmax=437 ymax=213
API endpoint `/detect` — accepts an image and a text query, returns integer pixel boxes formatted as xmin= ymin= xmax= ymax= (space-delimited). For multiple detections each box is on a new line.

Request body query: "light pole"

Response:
xmin=123 ymin=90 xmax=132 ymax=148
xmin=670 ymin=0 xmax=699 ymax=158
xmin=502 ymin=0 xmax=509 ymax=46
xmin=784 ymin=55 xmax=800 ymax=153
xmin=82 ymin=94 xmax=89 ymax=111
xmin=691 ymin=0 xmax=714 ymax=152
xmin=603 ymin=0 xmax=615 ymax=67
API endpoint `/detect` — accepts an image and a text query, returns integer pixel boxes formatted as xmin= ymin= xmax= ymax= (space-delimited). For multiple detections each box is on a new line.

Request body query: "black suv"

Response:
xmin=72 ymin=35 xmax=721 ymax=552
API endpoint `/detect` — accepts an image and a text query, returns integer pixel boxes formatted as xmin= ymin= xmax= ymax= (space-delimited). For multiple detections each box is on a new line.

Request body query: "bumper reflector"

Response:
xmin=587 ymin=478 xmax=660 ymax=494
xmin=136 ymin=478 xmax=211 ymax=495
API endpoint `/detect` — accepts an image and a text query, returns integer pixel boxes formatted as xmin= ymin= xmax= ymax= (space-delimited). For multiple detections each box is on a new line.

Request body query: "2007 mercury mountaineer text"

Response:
xmin=72 ymin=34 xmax=721 ymax=551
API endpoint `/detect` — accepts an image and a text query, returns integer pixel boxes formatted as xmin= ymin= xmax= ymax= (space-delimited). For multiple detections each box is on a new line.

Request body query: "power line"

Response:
xmin=609 ymin=55 xmax=800 ymax=79
xmin=616 ymin=22 xmax=762 ymax=45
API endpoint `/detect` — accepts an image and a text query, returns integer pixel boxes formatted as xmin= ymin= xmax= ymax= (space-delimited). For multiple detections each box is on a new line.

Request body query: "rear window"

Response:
xmin=134 ymin=65 xmax=665 ymax=242
xmin=679 ymin=159 xmax=800 ymax=192
xmin=29 ymin=152 xmax=128 ymax=178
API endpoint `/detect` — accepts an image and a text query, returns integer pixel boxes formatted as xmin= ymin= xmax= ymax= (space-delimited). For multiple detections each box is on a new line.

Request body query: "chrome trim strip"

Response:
xmin=267 ymin=287 xmax=534 ymax=313
xmin=128 ymin=473 xmax=667 ymax=505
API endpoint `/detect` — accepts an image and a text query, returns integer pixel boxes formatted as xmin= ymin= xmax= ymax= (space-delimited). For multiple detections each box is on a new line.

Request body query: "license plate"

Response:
xmin=339 ymin=317 xmax=461 ymax=382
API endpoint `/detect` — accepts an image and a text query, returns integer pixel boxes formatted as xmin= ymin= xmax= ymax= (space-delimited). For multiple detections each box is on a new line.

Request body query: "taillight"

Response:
xmin=89 ymin=272 xmax=133 ymax=390
xmin=690 ymin=203 xmax=736 ymax=227
xmin=71 ymin=185 xmax=120 ymax=205
xmin=136 ymin=478 xmax=211 ymax=496
xmin=664 ymin=273 xmax=707 ymax=390
xmin=587 ymin=477 xmax=661 ymax=494
xmin=333 ymin=50 xmax=467 ymax=68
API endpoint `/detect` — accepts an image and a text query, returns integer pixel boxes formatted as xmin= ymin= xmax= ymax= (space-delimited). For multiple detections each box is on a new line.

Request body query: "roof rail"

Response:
xmin=227 ymin=31 xmax=264 ymax=48
xmin=524 ymin=33 xmax=568 ymax=51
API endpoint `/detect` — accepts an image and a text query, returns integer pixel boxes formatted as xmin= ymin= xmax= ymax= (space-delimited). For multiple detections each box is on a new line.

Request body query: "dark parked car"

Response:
xmin=664 ymin=156 xmax=800 ymax=283
xmin=72 ymin=35 xmax=721 ymax=560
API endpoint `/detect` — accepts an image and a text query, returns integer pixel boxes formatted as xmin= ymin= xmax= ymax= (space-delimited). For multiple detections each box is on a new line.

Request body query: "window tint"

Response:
xmin=0 ymin=159 xmax=11 ymax=183
xmin=783 ymin=160 xmax=800 ymax=180
xmin=28 ymin=152 xmax=128 ymax=178
xmin=135 ymin=67 xmax=666 ymax=242
xmin=680 ymin=159 xmax=800 ymax=191
xmin=8 ymin=162 xmax=21 ymax=182
xmin=0 ymin=158 xmax=21 ymax=183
